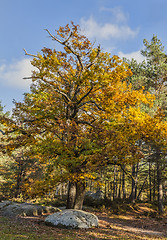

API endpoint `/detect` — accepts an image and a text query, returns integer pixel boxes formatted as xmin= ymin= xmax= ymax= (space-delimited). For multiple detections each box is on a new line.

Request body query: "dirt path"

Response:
xmin=98 ymin=214 xmax=167 ymax=238
xmin=94 ymin=204 xmax=167 ymax=238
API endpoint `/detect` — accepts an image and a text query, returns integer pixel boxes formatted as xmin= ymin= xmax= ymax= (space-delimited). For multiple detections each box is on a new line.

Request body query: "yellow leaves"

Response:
xmin=66 ymin=172 xmax=96 ymax=182
xmin=1 ymin=22 xmax=166 ymax=189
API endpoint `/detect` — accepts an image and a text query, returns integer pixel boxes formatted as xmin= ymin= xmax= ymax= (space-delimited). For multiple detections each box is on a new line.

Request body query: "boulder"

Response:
xmin=0 ymin=200 xmax=13 ymax=209
xmin=84 ymin=190 xmax=104 ymax=207
xmin=86 ymin=190 xmax=104 ymax=200
xmin=0 ymin=201 xmax=60 ymax=217
xmin=45 ymin=209 xmax=98 ymax=229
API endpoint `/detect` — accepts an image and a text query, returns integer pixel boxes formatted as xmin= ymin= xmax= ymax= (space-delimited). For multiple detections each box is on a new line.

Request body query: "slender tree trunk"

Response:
xmin=118 ymin=172 xmax=121 ymax=199
xmin=134 ymin=163 xmax=139 ymax=199
xmin=137 ymin=175 xmax=148 ymax=200
xmin=129 ymin=164 xmax=136 ymax=203
xmin=153 ymin=166 xmax=156 ymax=201
xmin=66 ymin=181 xmax=76 ymax=209
xmin=149 ymin=162 xmax=152 ymax=201
xmin=157 ymin=160 xmax=164 ymax=214
xmin=113 ymin=166 xmax=116 ymax=200
xmin=73 ymin=181 xmax=86 ymax=210
xmin=122 ymin=165 xmax=126 ymax=199
xmin=105 ymin=180 xmax=107 ymax=199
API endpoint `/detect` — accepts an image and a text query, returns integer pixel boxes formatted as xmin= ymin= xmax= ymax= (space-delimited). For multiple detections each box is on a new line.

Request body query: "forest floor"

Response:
xmin=0 ymin=202 xmax=166 ymax=240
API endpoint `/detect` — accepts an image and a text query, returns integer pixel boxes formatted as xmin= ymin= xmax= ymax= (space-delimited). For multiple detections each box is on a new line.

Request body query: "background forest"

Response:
xmin=0 ymin=24 xmax=166 ymax=215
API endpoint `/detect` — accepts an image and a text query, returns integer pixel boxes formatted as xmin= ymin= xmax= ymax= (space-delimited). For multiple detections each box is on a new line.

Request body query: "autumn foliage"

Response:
xmin=0 ymin=23 xmax=166 ymax=209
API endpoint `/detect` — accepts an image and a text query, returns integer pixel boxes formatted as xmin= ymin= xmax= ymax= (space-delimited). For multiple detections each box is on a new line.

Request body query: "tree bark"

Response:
xmin=157 ymin=160 xmax=164 ymax=214
xmin=73 ymin=181 xmax=86 ymax=210
xmin=129 ymin=164 xmax=136 ymax=203
xmin=66 ymin=181 xmax=76 ymax=209
xmin=149 ymin=162 xmax=152 ymax=201
xmin=15 ymin=173 xmax=22 ymax=198
xmin=137 ymin=175 xmax=148 ymax=200
xmin=113 ymin=166 xmax=116 ymax=200
xmin=122 ymin=165 xmax=126 ymax=199
xmin=118 ymin=172 xmax=121 ymax=198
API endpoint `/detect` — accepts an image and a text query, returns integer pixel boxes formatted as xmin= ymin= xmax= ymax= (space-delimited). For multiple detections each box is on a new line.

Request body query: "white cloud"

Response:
xmin=100 ymin=7 xmax=127 ymax=23
xmin=0 ymin=59 xmax=35 ymax=89
xmin=118 ymin=50 xmax=146 ymax=63
xmin=80 ymin=16 xmax=139 ymax=40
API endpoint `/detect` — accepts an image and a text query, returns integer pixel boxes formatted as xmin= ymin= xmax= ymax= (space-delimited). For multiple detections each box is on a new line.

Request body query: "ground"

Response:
xmin=0 ymin=203 xmax=166 ymax=240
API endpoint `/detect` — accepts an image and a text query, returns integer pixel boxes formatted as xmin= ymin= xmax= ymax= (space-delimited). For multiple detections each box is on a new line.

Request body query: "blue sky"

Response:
xmin=0 ymin=0 xmax=167 ymax=112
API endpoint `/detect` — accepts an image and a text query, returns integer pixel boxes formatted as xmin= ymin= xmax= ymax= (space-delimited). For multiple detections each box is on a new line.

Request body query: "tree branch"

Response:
xmin=79 ymin=100 xmax=104 ymax=111
xmin=0 ymin=130 xmax=5 ymax=135
xmin=77 ymin=85 xmax=94 ymax=105
xmin=45 ymin=29 xmax=84 ymax=71
xmin=23 ymin=49 xmax=38 ymax=58
xmin=86 ymin=45 xmax=101 ymax=69
xmin=76 ymin=120 xmax=96 ymax=128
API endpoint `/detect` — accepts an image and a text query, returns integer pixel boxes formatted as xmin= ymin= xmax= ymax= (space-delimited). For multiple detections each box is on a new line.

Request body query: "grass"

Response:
xmin=0 ymin=200 xmax=166 ymax=240
xmin=0 ymin=216 xmax=78 ymax=240
xmin=0 ymin=213 xmax=166 ymax=240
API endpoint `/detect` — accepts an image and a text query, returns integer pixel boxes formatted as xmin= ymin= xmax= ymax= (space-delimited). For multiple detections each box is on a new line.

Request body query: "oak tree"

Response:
xmin=0 ymin=23 xmax=158 ymax=209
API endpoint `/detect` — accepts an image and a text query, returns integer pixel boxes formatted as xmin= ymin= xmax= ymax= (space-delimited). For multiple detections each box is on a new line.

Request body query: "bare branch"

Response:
xmin=23 ymin=76 xmax=39 ymax=80
xmin=63 ymin=32 xmax=73 ymax=44
xmin=55 ymin=88 xmax=71 ymax=103
xmin=45 ymin=29 xmax=84 ymax=71
xmin=38 ymin=76 xmax=71 ymax=103
xmin=79 ymin=100 xmax=105 ymax=111
xmin=57 ymin=70 xmax=69 ymax=87
xmin=23 ymin=48 xmax=38 ymax=58
xmin=0 ymin=130 xmax=5 ymax=135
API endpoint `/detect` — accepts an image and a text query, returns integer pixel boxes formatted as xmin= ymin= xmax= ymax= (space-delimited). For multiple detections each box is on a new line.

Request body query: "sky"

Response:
xmin=0 ymin=0 xmax=167 ymax=112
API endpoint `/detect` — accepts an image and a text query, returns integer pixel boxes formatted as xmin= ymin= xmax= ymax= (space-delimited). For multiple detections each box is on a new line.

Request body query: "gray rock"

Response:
xmin=92 ymin=190 xmax=104 ymax=200
xmin=85 ymin=190 xmax=104 ymax=200
xmin=45 ymin=209 xmax=98 ymax=229
xmin=0 ymin=200 xmax=13 ymax=209
xmin=0 ymin=201 xmax=60 ymax=217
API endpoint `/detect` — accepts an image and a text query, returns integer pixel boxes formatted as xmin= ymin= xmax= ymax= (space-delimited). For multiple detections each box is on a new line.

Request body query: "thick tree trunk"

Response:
xmin=73 ymin=181 xmax=86 ymax=210
xmin=15 ymin=173 xmax=22 ymax=198
xmin=66 ymin=181 xmax=76 ymax=209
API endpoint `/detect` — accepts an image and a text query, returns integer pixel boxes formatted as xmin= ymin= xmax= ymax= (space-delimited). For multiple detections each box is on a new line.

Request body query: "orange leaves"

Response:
xmin=1 ymin=22 xmax=166 ymax=189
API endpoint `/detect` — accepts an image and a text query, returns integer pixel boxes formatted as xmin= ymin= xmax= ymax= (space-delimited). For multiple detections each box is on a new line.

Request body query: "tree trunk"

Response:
xmin=15 ymin=160 xmax=24 ymax=198
xmin=73 ymin=181 xmax=86 ymax=210
xmin=66 ymin=181 xmax=76 ymax=209
xmin=15 ymin=173 xmax=22 ymax=198
xmin=118 ymin=172 xmax=121 ymax=199
xmin=149 ymin=162 xmax=152 ymax=201
xmin=157 ymin=160 xmax=164 ymax=214
xmin=137 ymin=175 xmax=148 ymax=200
xmin=153 ymin=166 xmax=156 ymax=201
xmin=129 ymin=164 xmax=136 ymax=203
xmin=113 ymin=166 xmax=116 ymax=200
xmin=122 ymin=165 xmax=126 ymax=199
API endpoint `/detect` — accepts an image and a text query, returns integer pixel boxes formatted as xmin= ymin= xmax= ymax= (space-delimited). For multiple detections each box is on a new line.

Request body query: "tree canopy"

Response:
xmin=0 ymin=24 xmax=166 ymax=209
